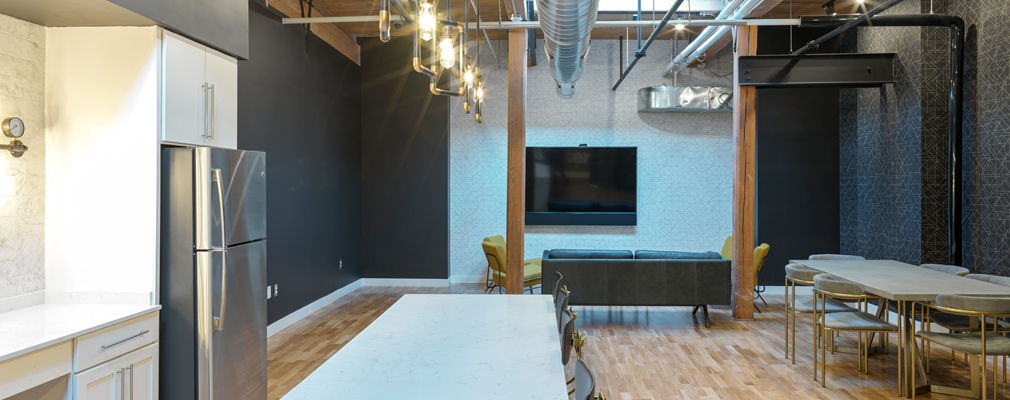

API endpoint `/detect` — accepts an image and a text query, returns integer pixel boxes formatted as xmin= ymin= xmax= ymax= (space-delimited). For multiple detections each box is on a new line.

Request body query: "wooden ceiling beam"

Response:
xmin=270 ymin=0 xmax=362 ymax=65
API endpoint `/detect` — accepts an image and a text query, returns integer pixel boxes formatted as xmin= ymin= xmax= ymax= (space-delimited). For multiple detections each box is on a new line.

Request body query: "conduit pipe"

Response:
xmin=537 ymin=0 xmax=602 ymax=98
xmin=610 ymin=0 xmax=685 ymax=90
xmin=282 ymin=16 xmax=799 ymax=28
xmin=799 ymin=13 xmax=965 ymax=266
xmin=661 ymin=0 xmax=758 ymax=76
xmin=792 ymin=0 xmax=905 ymax=55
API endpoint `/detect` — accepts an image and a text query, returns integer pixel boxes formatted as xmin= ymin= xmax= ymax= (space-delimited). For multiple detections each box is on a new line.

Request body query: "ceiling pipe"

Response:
xmin=660 ymin=0 xmax=755 ymax=77
xmin=391 ymin=0 xmax=414 ymax=24
xmin=798 ymin=13 xmax=965 ymax=267
xmin=538 ymin=0 xmax=602 ymax=97
xmin=792 ymin=0 xmax=906 ymax=55
xmin=610 ymin=0 xmax=686 ymax=91
xmin=281 ymin=15 xmax=799 ymax=28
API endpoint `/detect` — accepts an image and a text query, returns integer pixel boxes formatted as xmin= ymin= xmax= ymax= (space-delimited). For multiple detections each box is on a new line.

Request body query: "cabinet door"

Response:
xmin=205 ymin=47 xmax=238 ymax=149
xmin=75 ymin=360 xmax=121 ymax=400
xmin=163 ymin=31 xmax=208 ymax=146
xmin=123 ymin=344 xmax=159 ymax=400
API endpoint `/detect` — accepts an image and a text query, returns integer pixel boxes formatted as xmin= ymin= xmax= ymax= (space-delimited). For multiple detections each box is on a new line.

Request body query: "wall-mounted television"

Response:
xmin=526 ymin=146 xmax=637 ymax=226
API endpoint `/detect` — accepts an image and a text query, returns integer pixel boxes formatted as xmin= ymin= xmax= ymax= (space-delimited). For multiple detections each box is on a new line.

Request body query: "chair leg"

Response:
xmin=784 ymin=278 xmax=790 ymax=360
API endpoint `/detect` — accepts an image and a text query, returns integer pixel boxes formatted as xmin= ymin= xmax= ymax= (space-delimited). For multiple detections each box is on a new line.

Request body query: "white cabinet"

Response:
xmin=75 ymin=359 xmax=121 ymax=400
xmin=162 ymin=31 xmax=238 ymax=149
xmin=75 ymin=344 xmax=158 ymax=400
xmin=163 ymin=32 xmax=207 ymax=146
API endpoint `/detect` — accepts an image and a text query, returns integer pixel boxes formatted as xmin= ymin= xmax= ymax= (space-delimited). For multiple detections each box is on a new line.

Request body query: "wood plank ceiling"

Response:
xmin=306 ymin=0 xmax=866 ymax=40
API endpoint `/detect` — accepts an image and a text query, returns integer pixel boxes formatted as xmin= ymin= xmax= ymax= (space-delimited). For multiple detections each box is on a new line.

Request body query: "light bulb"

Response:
xmin=439 ymin=29 xmax=455 ymax=68
xmin=675 ymin=23 xmax=685 ymax=30
xmin=856 ymin=0 xmax=864 ymax=3
xmin=475 ymin=81 xmax=484 ymax=102
xmin=419 ymin=2 xmax=436 ymax=41
xmin=463 ymin=68 xmax=474 ymax=85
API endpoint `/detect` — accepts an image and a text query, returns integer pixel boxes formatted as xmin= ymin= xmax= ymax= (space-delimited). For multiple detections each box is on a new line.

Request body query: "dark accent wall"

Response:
xmin=360 ymin=36 xmax=450 ymax=280
xmin=110 ymin=0 xmax=249 ymax=58
xmin=754 ymin=27 xmax=842 ymax=286
xmin=238 ymin=2 xmax=363 ymax=324
xmin=839 ymin=0 xmax=949 ymax=266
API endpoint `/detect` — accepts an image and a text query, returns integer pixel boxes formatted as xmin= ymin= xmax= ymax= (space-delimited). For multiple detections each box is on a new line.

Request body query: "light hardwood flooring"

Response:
xmin=267 ymin=285 xmax=1009 ymax=399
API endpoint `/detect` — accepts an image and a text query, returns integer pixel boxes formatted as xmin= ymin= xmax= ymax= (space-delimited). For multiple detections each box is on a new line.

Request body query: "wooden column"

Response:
xmin=506 ymin=29 xmax=528 ymax=295
xmin=731 ymin=26 xmax=758 ymax=320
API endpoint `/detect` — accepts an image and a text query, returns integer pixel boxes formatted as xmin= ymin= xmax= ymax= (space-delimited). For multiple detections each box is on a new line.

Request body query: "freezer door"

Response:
xmin=195 ymin=147 xmax=267 ymax=249
xmin=205 ymin=240 xmax=267 ymax=400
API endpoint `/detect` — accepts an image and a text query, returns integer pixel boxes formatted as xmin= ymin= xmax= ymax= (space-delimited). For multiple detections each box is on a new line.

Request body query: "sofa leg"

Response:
xmin=692 ymin=306 xmax=700 ymax=315
xmin=703 ymin=305 xmax=711 ymax=328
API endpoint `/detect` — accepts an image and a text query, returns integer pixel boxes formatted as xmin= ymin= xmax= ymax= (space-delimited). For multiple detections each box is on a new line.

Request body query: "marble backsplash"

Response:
xmin=0 ymin=14 xmax=46 ymax=302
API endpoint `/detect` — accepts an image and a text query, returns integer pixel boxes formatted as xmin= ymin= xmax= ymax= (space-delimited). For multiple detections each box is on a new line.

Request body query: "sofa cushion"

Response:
xmin=548 ymin=249 xmax=633 ymax=259
xmin=634 ymin=250 xmax=723 ymax=260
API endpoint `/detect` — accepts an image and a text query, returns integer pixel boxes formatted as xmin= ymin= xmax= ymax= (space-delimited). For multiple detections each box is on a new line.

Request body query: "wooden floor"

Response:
xmin=267 ymin=285 xmax=1010 ymax=399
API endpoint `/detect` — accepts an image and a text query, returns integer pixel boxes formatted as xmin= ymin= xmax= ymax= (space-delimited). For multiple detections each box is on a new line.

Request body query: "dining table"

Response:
xmin=794 ymin=259 xmax=1010 ymax=398
xmin=281 ymin=294 xmax=569 ymax=400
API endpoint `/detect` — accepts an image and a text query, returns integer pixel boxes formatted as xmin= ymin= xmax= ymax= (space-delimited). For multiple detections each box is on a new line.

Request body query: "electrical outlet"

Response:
xmin=274 ymin=284 xmax=278 ymax=297
xmin=267 ymin=286 xmax=272 ymax=299
xmin=339 ymin=260 xmax=343 ymax=270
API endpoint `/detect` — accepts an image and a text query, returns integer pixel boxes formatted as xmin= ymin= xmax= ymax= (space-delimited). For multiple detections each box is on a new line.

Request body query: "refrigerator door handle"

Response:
xmin=213 ymin=168 xmax=228 ymax=331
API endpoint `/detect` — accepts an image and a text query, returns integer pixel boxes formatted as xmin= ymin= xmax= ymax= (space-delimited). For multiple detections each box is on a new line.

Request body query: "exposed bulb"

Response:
xmin=439 ymin=27 xmax=455 ymax=68
xmin=675 ymin=23 xmax=685 ymax=30
xmin=463 ymin=68 xmax=474 ymax=85
xmin=856 ymin=0 xmax=864 ymax=3
xmin=475 ymin=81 xmax=484 ymax=102
xmin=439 ymin=38 xmax=455 ymax=68
xmin=419 ymin=2 xmax=436 ymax=41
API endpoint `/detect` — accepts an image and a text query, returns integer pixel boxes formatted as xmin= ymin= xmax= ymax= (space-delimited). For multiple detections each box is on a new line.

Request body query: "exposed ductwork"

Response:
xmin=661 ymin=0 xmax=761 ymax=77
xmin=536 ymin=0 xmax=600 ymax=98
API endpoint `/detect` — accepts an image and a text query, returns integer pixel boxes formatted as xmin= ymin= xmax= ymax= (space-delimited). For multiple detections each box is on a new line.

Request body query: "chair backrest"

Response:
xmin=809 ymin=254 xmax=866 ymax=261
xmin=560 ymin=308 xmax=575 ymax=364
xmin=966 ymin=273 xmax=1010 ymax=287
xmin=936 ymin=294 xmax=1010 ymax=314
xmin=575 ymin=359 xmax=597 ymax=400
xmin=482 ymin=236 xmax=507 ymax=278
xmin=555 ymin=286 xmax=570 ymax=333
xmin=753 ymin=244 xmax=770 ymax=275
xmin=785 ymin=263 xmax=819 ymax=283
xmin=720 ymin=236 xmax=733 ymax=259
xmin=921 ymin=263 xmax=970 ymax=277
xmin=553 ymin=271 xmax=564 ymax=301
xmin=813 ymin=274 xmax=864 ymax=296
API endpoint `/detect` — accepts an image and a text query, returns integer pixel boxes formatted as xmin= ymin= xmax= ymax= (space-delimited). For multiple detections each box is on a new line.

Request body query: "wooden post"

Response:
xmin=731 ymin=26 xmax=758 ymax=320
xmin=506 ymin=29 xmax=528 ymax=295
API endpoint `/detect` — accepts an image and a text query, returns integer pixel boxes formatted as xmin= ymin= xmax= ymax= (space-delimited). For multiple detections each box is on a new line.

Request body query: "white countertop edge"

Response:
xmin=0 ymin=304 xmax=161 ymax=363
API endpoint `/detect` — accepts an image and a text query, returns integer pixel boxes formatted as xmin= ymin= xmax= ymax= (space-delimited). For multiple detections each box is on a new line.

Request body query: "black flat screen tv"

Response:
xmin=525 ymin=146 xmax=637 ymax=226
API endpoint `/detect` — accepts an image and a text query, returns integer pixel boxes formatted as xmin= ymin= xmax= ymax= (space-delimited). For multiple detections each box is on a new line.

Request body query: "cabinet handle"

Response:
xmin=202 ymin=83 xmax=210 ymax=140
xmin=209 ymin=84 xmax=216 ymax=141
xmin=118 ymin=369 xmax=124 ymax=400
xmin=125 ymin=364 xmax=134 ymax=400
xmin=101 ymin=330 xmax=150 ymax=350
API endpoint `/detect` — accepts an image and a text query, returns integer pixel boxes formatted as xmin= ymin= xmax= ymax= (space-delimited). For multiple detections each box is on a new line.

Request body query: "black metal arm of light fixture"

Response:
xmin=611 ymin=0 xmax=687 ymax=91
xmin=792 ymin=0 xmax=906 ymax=55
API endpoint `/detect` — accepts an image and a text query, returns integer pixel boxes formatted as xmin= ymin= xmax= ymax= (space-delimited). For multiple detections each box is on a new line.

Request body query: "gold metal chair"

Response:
xmin=813 ymin=274 xmax=898 ymax=389
xmin=914 ymin=295 xmax=1010 ymax=399
xmin=784 ymin=264 xmax=855 ymax=364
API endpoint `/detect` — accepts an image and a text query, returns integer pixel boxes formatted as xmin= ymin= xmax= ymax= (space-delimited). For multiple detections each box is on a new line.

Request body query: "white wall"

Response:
xmin=45 ymin=27 xmax=160 ymax=297
xmin=449 ymin=39 xmax=735 ymax=279
xmin=0 ymin=14 xmax=46 ymax=303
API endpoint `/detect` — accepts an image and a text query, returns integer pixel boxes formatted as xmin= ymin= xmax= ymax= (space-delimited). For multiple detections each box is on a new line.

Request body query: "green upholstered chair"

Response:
xmin=719 ymin=237 xmax=771 ymax=311
xmin=482 ymin=235 xmax=542 ymax=294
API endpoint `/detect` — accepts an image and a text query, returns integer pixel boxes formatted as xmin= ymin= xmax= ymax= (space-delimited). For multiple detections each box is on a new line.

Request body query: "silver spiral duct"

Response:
xmin=536 ymin=0 xmax=600 ymax=99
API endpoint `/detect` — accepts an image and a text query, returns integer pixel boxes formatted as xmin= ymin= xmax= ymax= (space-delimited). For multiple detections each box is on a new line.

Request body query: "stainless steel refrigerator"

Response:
xmin=161 ymin=146 xmax=267 ymax=400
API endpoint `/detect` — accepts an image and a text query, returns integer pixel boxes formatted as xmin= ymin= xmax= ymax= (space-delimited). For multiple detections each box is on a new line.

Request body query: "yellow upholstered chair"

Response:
xmin=482 ymin=235 xmax=542 ymax=294
xmin=719 ymin=236 xmax=771 ymax=311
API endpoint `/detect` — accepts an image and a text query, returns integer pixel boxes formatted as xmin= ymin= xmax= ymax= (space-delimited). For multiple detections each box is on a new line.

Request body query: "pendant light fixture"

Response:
xmin=419 ymin=0 xmax=437 ymax=41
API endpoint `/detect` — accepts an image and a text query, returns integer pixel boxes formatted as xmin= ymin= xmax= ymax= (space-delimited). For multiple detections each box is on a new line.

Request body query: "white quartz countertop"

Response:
xmin=0 ymin=303 xmax=160 ymax=363
xmin=282 ymin=294 xmax=569 ymax=400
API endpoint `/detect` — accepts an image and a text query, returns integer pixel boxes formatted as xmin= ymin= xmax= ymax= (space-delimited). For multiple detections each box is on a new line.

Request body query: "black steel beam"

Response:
xmin=737 ymin=53 xmax=896 ymax=87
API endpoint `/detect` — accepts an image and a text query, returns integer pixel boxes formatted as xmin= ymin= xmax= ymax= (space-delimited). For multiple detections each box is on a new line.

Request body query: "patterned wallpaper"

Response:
xmin=839 ymin=0 xmax=924 ymax=265
xmin=448 ymin=39 xmax=734 ymax=279
xmin=842 ymin=0 xmax=1010 ymax=274
xmin=949 ymin=0 xmax=1010 ymax=275
xmin=0 ymin=14 xmax=45 ymax=302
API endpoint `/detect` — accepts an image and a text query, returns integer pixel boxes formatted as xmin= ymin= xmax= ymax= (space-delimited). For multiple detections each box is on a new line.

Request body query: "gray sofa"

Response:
xmin=541 ymin=249 xmax=732 ymax=327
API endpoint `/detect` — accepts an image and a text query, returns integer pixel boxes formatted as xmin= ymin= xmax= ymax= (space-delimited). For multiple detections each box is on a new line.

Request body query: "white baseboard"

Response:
xmin=449 ymin=275 xmax=485 ymax=284
xmin=267 ymin=279 xmax=363 ymax=338
xmin=360 ymin=278 xmax=450 ymax=287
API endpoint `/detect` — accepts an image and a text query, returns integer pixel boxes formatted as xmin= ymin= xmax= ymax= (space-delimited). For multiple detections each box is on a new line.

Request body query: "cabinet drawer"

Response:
xmin=75 ymin=312 xmax=159 ymax=372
